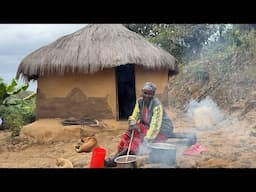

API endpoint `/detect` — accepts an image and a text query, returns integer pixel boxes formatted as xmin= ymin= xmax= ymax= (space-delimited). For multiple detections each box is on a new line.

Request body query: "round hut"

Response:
xmin=16 ymin=24 xmax=177 ymax=120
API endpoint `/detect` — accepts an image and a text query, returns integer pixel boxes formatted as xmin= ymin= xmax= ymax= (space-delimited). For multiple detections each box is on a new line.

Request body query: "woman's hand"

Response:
xmin=128 ymin=124 xmax=140 ymax=133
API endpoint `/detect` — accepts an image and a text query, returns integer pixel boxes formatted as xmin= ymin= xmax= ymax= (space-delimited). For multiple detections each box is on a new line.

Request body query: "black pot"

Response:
xmin=148 ymin=143 xmax=176 ymax=166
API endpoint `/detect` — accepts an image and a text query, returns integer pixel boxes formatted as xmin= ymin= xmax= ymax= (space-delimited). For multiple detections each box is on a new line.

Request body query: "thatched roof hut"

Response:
xmin=16 ymin=24 xmax=177 ymax=120
xmin=16 ymin=24 xmax=177 ymax=81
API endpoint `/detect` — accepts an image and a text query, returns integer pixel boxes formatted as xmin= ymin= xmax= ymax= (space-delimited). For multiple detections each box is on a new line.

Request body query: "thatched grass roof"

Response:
xmin=16 ymin=24 xmax=177 ymax=82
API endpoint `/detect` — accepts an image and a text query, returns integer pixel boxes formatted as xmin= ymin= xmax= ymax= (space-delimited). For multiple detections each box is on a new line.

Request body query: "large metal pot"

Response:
xmin=148 ymin=143 xmax=176 ymax=166
xmin=114 ymin=155 xmax=137 ymax=168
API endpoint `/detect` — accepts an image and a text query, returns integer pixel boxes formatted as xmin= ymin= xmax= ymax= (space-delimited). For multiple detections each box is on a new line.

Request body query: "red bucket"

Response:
xmin=90 ymin=147 xmax=106 ymax=168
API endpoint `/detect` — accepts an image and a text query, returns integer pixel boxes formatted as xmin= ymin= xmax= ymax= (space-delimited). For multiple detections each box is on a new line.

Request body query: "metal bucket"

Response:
xmin=114 ymin=155 xmax=137 ymax=168
xmin=148 ymin=143 xmax=176 ymax=166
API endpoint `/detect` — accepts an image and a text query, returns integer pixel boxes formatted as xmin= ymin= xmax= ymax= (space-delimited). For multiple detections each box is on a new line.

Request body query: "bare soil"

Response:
xmin=0 ymin=108 xmax=256 ymax=168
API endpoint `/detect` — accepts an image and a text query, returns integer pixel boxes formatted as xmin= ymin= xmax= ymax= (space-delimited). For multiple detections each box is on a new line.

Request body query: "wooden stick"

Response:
xmin=126 ymin=130 xmax=134 ymax=162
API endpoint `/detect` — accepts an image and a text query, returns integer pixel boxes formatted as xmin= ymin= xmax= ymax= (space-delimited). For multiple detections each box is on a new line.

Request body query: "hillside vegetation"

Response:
xmin=168 ymin=27 xmax=256 ymax=124
xmin=127 ymin=24 xmax=256 ymax=123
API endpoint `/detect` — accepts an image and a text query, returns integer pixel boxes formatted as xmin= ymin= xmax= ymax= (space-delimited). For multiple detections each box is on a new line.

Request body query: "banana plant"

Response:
xmin=0 ymin=78 xmax=29 ymax=105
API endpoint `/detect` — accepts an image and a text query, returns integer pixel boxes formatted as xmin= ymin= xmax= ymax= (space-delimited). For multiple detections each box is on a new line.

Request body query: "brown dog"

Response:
xmin=75 ymin=136 xmax=98 ymax=153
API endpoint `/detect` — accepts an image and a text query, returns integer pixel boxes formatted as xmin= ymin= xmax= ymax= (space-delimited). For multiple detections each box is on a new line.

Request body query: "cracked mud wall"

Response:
xmin=35 ymin=67 xmax=169 ymax=120
xmin=36 ymin=69 xmax=116 ymax=119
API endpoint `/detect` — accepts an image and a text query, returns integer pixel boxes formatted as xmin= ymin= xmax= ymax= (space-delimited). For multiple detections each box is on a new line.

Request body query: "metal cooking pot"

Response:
xmin=114 ymin=155 xmax=137 ymax=168
xmin=148 ymin=143 xmax=176 ymax=166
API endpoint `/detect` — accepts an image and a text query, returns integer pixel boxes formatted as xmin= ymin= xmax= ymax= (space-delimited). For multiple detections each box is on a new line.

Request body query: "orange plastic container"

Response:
xmin=90 ymin=147 xmax=106 ymax=168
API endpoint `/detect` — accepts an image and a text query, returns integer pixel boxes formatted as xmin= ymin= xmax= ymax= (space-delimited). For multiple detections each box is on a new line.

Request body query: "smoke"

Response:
xmin=186 ymin=96 xmax=224 ymax=130
xmin=137 ymin=142 xmax=150 ymax=156
xmin=137 ymin=142 xmax=177 ymax=168
xmin=135 ymin=97 xmax=225 ymax=168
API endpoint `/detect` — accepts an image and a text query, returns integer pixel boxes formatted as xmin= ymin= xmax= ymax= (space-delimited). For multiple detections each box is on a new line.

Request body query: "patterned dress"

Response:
xmin=117 ymin=97 xmax=173 ymax=154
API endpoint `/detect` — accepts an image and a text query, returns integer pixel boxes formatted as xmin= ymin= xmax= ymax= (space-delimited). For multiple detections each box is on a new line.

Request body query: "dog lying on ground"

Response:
xmin=56 ymin=158 xmax=73 ymax=168
xmin=74 ymin=136 xmax=98 ymax=153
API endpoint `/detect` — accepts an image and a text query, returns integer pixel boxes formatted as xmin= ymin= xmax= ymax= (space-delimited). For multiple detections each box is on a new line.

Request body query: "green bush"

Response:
xmin=4 ymin=113 xmax=24 ymax=137
xmin=0 ymin=91 xmax=36 ymax=136
xmin=0 ymin=105 xmax=24 ymax=136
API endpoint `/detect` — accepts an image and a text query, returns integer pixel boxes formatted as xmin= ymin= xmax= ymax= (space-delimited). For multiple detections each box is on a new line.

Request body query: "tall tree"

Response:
xmin=124 ymin=24 xmax=218 ymax=62
xmin=150 ymin=24 xmax=217 ymax=62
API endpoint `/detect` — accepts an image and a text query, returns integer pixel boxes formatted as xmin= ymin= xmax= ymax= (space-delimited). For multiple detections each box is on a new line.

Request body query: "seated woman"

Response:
xmin=104 ymin=82 xmax=174 ymax=167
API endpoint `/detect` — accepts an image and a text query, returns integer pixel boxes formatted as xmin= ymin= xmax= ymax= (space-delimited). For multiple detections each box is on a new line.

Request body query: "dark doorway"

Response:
xmin=116 ymin=64 xmax=136 ymax=120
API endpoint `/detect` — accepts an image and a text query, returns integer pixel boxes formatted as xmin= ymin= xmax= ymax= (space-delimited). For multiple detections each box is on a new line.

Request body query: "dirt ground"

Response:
xmin=0 ymin=108 xmax=256 ymax=168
